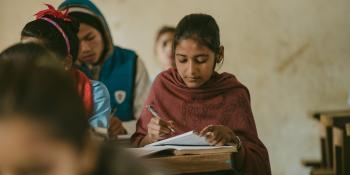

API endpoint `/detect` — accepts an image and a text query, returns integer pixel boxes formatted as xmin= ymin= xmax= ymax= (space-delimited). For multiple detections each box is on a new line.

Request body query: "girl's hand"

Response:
xmin=108 ymin=117 xmax=127 ymax=139
xmin=199 ymin=125 xmax=236 ymax=146
xmin=147 ymin=117 xmax=174 ymax=142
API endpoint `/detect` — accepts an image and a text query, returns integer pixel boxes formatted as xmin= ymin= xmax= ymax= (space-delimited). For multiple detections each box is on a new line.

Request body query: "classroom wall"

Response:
xmin=1 ymin=0 xmax=350 ymax=174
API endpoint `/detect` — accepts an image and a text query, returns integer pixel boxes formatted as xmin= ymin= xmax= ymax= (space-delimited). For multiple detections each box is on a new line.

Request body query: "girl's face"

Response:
xmin=0 ymin=117 xmax=86 ymax=175
xmin=155 ymin=32 xmax=174 ymax=70
xmin=175 ymin=38 xmax=217 ymax=88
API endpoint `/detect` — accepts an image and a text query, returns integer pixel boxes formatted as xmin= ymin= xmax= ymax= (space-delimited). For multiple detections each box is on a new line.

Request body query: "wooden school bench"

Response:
xmin=302 ymin=109 xmax=350 ymax=175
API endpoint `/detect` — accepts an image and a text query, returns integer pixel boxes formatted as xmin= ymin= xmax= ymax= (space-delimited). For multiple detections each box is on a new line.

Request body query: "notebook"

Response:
xmin=128 ymin=145 xmax=236 ymax=157
xmin=127 ymin=131 xmax=237 ymax=157
xmin=146 ymin=131 xmax=209 ymax=147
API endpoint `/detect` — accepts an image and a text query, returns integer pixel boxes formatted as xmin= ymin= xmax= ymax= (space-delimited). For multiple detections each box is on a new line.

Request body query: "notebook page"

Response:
xmin=146 ymin=131 xmax=209 ymax=147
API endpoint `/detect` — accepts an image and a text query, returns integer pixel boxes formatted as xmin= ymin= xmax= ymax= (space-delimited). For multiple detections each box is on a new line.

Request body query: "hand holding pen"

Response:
xmin=146 ymin=105 xmax=175 ymax=141
xmin=108 ymin=108 xmax=127 ymax=139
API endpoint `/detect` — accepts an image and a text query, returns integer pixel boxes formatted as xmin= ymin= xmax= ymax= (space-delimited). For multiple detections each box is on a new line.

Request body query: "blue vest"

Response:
xmin=79 ymin=46 xmax=137 ymax=121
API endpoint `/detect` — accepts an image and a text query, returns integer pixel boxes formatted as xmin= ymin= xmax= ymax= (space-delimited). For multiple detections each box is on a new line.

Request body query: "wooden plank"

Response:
xmin=320 ymin=113 xmax=350 ymax=127
xmin=320 ymin=115 xmax=334 ymax=127
xmin=301 ymin=159 xmax=321 ymax=168
xmin=148 ymin=152 xmax=233 ymax=174
xmin=332 ymin=127 xmax=343 ymax=175
xmin=333 ymin=127 xmax=343 ymax=147
xmin=309 ymin=109 xmax=350 ymax=120
xmin=346 ymin=123 xmax=350 ymax=136
xmin=319 ymin=124 xmax=327 ymax=167
xmin=343 ymin=126 xmax=350 ymax=175
xmin=311 ymin=168 xmax=334 ymax=175
xmin=325 ymin=126 xmax=333 ymax=167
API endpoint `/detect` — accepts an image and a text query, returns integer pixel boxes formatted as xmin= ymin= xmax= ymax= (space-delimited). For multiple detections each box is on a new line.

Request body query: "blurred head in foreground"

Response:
xmin=0 ymin=42 xmax=95 ymax=175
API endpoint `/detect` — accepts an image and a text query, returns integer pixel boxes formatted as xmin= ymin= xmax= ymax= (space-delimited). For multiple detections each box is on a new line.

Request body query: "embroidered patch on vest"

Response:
xmin=115 ymin=90 xmax=126 ymax=104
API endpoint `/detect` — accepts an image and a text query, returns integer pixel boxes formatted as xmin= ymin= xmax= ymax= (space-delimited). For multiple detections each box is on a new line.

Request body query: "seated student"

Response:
xmin=59 ymin=0 xmax=151 ymax=135
xmin=20 ymin=4 xmax=110 ymax=129
xmin=131 ymin=14 xmax=271 ymax=174
xmin=0 ymin=43 xmax=163 ymax=175
xmin=154 ymin=26 xmax=176 ymax=71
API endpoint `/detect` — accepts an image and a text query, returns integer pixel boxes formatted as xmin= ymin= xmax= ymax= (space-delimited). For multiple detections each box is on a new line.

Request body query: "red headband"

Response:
xmin=35 ymin=4 xmax=71 ymax=22
xmin=34 ymin=4 xmax=71 ymax=55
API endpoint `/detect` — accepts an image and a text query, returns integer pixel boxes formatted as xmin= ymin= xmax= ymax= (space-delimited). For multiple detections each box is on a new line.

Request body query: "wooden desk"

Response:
xmin=305 ymin=109 xmax=350 ymax=168
xmin=319 ymin=112 xmax=350 ymax=168
xmin=304 ymin=110 xmax=350 ymax=175
xmin=147 ymin=152 xmax=235 ymax=174
xmin=309 ymin=109 xmax=350 ymax=121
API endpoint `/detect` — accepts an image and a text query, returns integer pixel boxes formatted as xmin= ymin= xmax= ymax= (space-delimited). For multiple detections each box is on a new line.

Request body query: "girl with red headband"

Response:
xmin=20 ymin=4 xmax=111 ymax=130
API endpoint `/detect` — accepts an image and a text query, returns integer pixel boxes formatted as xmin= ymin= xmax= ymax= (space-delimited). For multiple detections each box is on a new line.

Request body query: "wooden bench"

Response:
xmin=307 ymin=111 xmax=350 ymax=175
xmin=320 ymin=112 xmax=350 ymax=169
xmin=304 ymin=110 xmax=350 ymax=168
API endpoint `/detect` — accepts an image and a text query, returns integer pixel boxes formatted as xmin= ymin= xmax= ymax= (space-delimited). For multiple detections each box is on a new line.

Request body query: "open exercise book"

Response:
xmin=127 ymin=131 xmax=237 ymax=157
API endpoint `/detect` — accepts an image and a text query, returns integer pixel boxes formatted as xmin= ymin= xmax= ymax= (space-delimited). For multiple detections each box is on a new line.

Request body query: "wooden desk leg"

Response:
xmin=319 ymin=123 xmax=328 ymax=167
xmin=326 ymin=126 xmax=334 ymax=168
xmin=344 ymin=128 xmax=350 ymax=175
xmin=332 ymin=127 xmax=343 ymax=175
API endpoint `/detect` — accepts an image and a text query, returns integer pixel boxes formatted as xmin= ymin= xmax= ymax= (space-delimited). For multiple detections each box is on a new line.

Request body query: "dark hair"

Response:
xmin=0 ymin=43 xmax=89 ymax=150
xmin=173 ymin=14 xmax=221 ymax=55
xmin=21 ymin=15 xmax=80 ymax=62
xmin=69 ymin=12 xmax=109 ymax=63
xmin=155 ymin=26 xmax=175 ymax=43
xmin=0 ymin=42 xmax=62 ymax=70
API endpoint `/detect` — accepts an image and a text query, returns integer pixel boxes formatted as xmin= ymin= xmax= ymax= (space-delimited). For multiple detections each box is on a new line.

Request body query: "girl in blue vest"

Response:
xmin=59 ymin=0 xmax=151 ymax=135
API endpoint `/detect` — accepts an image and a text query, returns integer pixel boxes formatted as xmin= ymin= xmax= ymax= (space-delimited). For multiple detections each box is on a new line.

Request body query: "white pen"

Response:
xmin=146 ymin=105 xmax=160 ymax=118
xmin=146 ymin=105 xmax=175 ymax=133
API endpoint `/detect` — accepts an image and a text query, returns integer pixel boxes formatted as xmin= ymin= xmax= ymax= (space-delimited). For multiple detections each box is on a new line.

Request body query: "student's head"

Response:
xmin=155 ymin=26 xmax=175 ymax=70
xmin=21 ymin=4 xmax=80 ymax=70
xmin=0 ymin=43 xmax=93 ymax=175
xmin=68 ymin=12 xmax=107 ymax=65
xmin=0 ymin=42 xmax=63 ymax=70
xmin=173 ymin=14 xmax=224 ymax=88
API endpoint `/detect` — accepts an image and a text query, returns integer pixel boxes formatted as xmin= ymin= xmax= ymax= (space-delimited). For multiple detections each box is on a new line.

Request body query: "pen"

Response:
xmin=146 ymin=105 xmax=175 ymax=133
xmin=108 ymin=107 xmax=119 ymax=140
xmin=110 ymin=107 xmax=117 ymax=118
xmin=146 ymin=105 xmax=160 ymax=118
